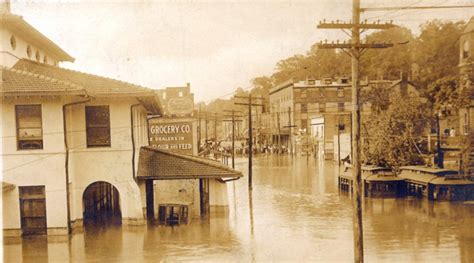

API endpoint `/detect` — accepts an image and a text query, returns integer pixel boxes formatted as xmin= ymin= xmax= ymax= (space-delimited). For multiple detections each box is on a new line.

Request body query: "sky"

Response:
xmin=11 ymin=0 xmax=474 ymax=103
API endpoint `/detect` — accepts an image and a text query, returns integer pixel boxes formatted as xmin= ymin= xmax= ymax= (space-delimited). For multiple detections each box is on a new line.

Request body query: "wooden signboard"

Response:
xmin=148 ymin=118 xmax=197 ymax=155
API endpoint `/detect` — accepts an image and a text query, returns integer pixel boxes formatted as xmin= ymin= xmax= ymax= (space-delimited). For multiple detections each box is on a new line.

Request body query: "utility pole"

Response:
xmin=283 ymin=107 xmax=297 ymax=156
xmin=277 ymin=111 xmax=281 ymax=154
xmin=198 ymin=105 xmax=202 ymax=152
xmin=235 ymin=95 xmax=264 ymax=190
xmin=223 ymin=110 xmax=243 ymax=169
xmin=317 ymin=1 xmax=395 ymax=262
xmin=214 ymin=112 xmax=218 ymax=141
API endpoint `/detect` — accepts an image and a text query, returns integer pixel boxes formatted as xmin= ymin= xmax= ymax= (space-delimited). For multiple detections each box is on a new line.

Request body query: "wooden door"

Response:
xmin=19 ymin=186 xmax=47 ymax=235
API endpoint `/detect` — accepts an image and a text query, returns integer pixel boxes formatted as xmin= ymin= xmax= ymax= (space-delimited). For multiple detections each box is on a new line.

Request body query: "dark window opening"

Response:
xmin=16 ymin=105 xmax=43 ymax=150
xmin=338 ymin=102 xmax=345 ymax=112
xmin=86 ymin=106 xmax=111 ymax=147
xmin=301 ymin=103 xmax=307 ymax=113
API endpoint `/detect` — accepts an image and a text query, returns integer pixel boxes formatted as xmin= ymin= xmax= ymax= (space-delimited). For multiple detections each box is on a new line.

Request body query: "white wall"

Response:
xmin=1 ymin=27 xmax=60 ymax=68
xmin=153 ymin=180 xmax=201 ymax=219
xmin=67 ymin=97 xmax=147 ymax=225
xmin=2 ymin=97 xmax=68 ymax=233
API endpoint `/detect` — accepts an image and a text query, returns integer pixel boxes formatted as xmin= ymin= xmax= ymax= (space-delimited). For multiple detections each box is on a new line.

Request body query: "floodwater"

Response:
xmin=3 ymin=155 xmax=474 ymax=262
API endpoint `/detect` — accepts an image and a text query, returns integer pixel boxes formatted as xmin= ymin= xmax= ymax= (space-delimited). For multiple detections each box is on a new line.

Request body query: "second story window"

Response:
xmin=86 ymin=106 xmax=111 ymax=147
xmin=319 ymin=103 xmax=326 ymax=113
xmin=16 ymin=105 xmax=43 ymax=150
xmin=10 ymin=36 xmax=16 ymax=50
xmin=35 ymin=51 xmax=41 ymax=62
xmin=337 ymin=88 xmax=344 ymax=98
xmin=338 ymin=102 xmax=345 ymax=112
xmin=301 ymin=103 xmax=307 ymax=113
xmin=301 ymin=89 xmax=307 ymax=99
xmin=26 ymin=45 xmax=32 ymax=58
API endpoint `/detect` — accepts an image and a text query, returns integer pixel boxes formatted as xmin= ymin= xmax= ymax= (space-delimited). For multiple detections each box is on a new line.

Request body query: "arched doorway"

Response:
xmin=82 ymin=181 xmax=121 ymax=225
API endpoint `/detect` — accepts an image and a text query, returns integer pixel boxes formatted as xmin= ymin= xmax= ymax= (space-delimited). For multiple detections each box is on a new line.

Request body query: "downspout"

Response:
xmin=63 ymin=97 xmax=91 ymax=234
xmin=131 ymin=104 xmax=141 ymax=183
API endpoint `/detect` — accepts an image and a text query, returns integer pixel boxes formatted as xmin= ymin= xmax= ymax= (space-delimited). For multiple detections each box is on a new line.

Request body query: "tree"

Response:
xmin=412 ymin=20 xmax=466 ymax=90
xmin=360 ymin=26 xmax=415 ymax=80
xmin=362 ymin=92 xmax=431 ymax=169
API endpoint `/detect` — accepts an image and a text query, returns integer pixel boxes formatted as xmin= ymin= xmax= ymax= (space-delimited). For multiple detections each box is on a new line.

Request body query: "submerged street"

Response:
xmin=3 ymin=155 xmax=474 ymax=262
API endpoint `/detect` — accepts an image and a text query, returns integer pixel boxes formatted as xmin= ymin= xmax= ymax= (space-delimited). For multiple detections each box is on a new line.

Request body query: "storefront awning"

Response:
xmin=137 ymin=146 xmax=243 ymax=180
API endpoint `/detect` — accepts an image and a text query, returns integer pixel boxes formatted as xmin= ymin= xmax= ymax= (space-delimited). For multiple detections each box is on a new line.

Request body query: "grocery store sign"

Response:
xmin=149 ymin=119 xmax=194 ymax=154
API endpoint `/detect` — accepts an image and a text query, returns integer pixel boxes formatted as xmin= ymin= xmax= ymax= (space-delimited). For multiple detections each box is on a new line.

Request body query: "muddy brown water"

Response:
xmin=3 ymin=155 xmax=474 ymax=262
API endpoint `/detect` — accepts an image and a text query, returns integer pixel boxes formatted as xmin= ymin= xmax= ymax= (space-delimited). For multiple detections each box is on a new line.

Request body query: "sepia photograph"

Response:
xmin=1 ymin=0 xmax=474 ymax=262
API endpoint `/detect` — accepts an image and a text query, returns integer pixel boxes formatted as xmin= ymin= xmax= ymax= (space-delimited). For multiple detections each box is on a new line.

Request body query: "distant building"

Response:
xmin=459 ymin=17 xmax=474 ymax=178
xmin=156 ymin=83 xmax=195 ymax=117
xmin=270 ymin=77 xmax=352 ymax=158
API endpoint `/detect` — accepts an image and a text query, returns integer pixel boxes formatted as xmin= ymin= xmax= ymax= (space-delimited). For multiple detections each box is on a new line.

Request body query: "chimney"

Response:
xmin=1 ymin=0 xmax=11 ymax=14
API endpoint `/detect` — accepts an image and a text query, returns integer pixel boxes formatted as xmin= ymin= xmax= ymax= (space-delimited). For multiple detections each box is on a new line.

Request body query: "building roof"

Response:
xmin=137 ymin=146 xmax=243 ymax=180
xmin=1 ymin=66 xmax=86 ymax=96
xmin=399 ymin=166 xmax=459 ymax=176
xmin=462 ymin=16 xmax=474 ymax=34
xmin=429 ymin=177 xmax=474 ymax=186
xmin=398 ymin=171 xmax=437 ymax=185
xmin=5 ymin=60 xmax=162 ymax=114
xmin=340 ymin=165 xmax=404 ymax=182
xmin=13 ymin=59 xmax=158 ymax=97
xmin=1 ymin=13 xmax=74 ymax=62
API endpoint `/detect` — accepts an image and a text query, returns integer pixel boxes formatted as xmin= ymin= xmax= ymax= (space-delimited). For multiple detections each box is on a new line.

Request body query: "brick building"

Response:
xmin=155 ymin=83 xmax=194 ymax=117
xmin=269 ymin=77 xmax=352 ymax=157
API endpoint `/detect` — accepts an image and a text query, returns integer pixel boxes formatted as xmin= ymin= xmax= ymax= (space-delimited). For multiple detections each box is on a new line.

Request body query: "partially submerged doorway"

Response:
xmin=82 ymin=181 xmax=121 ymax=225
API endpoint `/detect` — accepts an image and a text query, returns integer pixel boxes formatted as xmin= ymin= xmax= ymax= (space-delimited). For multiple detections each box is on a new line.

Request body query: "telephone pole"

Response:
xmin=198 ymin=105 xmax=202 ymax=151
xmin=276 ymin=111 xmax=281 ymax=154
xmin=283 ymin=107 xmax=297 ymax=156
xmin=235 ymin=95 xmax=264 ymax=190
xmin=223 ymin=110 xmax=243 ymax=169
xmin=317 ymin=1 xmax=395 ymax=262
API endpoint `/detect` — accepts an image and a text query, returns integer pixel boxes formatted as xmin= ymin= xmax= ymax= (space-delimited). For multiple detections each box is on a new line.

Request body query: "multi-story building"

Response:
xmin=1 ymin=4 xmax=240 ymax=237
xmin=269 ymin=77 xmax=352 ymax=158
xmin=155 ymin=83 xmax=194 ymax=117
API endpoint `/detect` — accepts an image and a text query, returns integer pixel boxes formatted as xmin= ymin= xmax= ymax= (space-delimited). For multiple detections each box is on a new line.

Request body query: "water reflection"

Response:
xmin=3 ymin=155 xmax=474 ymax=262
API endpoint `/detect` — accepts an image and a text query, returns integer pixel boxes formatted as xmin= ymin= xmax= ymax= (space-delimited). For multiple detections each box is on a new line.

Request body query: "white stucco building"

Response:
xmin=1 ymin=2 xmax=241 ymax=236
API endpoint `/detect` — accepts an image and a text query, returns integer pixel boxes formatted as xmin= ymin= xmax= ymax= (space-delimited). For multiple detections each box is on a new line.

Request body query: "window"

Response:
xmin=301 ymin=119 xmax=308 ymax=129
xmin=16 ymin=105 xmax=43 ymax=150
xmin=26 ymin=45 xmax=32 ymax=58
xmin=86 ymin=106 xmax=111 ymax=147
xmin=301 ymin=103 xmax=307 ymax=113
xmin=35 ymin=51 xmax=40 ymax=62
xmin=464 ymin=112 xmax=469 ymax=135
xmin=463 ymin=40 xmax=469 ymax=59
xmin=319 ymin=88 xmax=325 ymax=98
xmin=337 ymin=88 xmax=344 ymax=98
xmin=10 ymin=35 xmax=16 ymax=50
xmin=43 ymin=56 xmax=48 ymax=64
xmin=338 ymin=102 xmax=345 ymax=112
xmin=319 ymin=103 xmax=326 ymax=113
xmin=301 ymin=89 xmax=307 ymax=99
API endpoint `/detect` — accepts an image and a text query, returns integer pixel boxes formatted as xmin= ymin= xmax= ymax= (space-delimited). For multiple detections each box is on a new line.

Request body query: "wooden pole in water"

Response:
xmin=351 ymin=0 xmax=364 ymax=261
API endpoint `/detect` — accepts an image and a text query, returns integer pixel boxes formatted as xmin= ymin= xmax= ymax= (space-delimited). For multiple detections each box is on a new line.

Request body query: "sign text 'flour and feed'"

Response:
xmin=149 ymin=120 xmax=194 ymax=154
